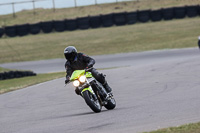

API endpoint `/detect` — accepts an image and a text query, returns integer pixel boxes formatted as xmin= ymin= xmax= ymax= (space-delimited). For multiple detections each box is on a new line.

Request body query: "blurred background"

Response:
xmin=0 ymin=0 xmax=133 ymax=15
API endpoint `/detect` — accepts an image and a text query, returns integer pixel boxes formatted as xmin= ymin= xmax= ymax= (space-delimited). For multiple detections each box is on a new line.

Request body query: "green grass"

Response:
xmin=0 ymin=0 xmax=199 ymax=63
xmin=145 ymin=122 xmax=200 ymax=133
xmin=0 ymin=67 xmax=12 ymax=72
xmin=0 ymin=17 xmax=199 ymax=63
xmin=0 ymin=71 xmax=65 ymax=94
xmin=1 ymin=0 xmax=200 ymax=26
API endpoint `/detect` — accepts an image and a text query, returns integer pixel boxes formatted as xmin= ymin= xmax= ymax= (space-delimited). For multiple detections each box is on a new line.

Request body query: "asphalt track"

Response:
xmin=1 ymin=48 xmax=200 ymax=133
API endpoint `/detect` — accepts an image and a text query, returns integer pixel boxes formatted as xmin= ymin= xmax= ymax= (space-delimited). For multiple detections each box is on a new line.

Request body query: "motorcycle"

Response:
xmin=66 ymin=68 xmax=116 ymax=113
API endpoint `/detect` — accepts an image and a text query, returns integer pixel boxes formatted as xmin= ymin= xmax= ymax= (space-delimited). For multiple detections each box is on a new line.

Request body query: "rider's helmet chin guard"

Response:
xmin=64 ymin=46 xmax=77 ymax=62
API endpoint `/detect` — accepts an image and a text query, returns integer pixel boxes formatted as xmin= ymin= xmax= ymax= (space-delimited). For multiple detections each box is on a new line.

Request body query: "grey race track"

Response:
xmin=1 ymin=48 xmax=200 ymax=133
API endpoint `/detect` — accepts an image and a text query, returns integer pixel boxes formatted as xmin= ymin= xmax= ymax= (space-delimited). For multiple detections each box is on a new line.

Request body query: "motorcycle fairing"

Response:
xmin=70 ymin=70 xmax=93 ymax=81
xmin=81 ymin=86 xmax=95 ymax=95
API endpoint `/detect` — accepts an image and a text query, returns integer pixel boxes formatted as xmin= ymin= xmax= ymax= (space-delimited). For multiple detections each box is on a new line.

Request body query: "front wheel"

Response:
xmin=82 ymin=90 xmax=102 ymax=113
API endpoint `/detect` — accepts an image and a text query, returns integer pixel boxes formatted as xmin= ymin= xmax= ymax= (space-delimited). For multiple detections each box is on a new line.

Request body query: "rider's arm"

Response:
xmin=65 ymin=61 xmax=73 ymax=79
xmin=81 ymin=53 xmax=95 ymax=68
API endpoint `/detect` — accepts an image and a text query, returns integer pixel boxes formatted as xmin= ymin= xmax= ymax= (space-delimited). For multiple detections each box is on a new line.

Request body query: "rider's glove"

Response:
xmin=65 ymin=79 xmax=70 ymax=84
xmin=87 ymin=63 xmax=93 ymax=68
xmin=65 ymin=76 xmax=70 ymax=84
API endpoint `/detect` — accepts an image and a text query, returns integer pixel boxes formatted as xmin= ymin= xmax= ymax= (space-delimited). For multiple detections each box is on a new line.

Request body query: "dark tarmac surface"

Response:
xmin=1 ymin=48 xmax=200 ymax=133
xmin=1 ymin=48 xmax=199 ymax=73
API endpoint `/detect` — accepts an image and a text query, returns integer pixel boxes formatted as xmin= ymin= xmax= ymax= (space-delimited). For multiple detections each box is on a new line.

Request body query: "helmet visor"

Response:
xmin=64 ymin=52 xmax=76 ymax=61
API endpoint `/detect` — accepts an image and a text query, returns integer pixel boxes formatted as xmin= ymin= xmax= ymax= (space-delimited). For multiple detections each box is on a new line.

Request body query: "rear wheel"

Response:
xmin=82 ymin=90 xmax=102 ymax=113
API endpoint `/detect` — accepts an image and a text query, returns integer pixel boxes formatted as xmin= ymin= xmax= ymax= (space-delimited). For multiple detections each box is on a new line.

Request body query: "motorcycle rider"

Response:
xmin=64 ymin=46 xmax=112 ymax=95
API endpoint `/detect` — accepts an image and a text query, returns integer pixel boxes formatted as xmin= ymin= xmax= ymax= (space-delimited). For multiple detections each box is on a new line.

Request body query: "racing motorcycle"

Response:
xmin=66 ymin=68 xmax=116 ymax=113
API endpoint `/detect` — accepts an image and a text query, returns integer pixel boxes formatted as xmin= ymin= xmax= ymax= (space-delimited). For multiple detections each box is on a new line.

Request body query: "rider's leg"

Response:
xmin=90 ymin=68 xmax=112 ymax=93
xmin=102 ymin=82 xmax=112 ymax=93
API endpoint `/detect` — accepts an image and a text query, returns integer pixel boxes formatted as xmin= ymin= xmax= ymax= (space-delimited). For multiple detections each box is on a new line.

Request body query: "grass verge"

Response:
xmin=0 ymin=71 xmax=65 ymax=94
xmin=0 ymin=67 xmax=11 ymax=73
xmin=0 ymin=17 xmax=199 ymax=63
xmin=144 ymin=122 xmax=200 ymax=133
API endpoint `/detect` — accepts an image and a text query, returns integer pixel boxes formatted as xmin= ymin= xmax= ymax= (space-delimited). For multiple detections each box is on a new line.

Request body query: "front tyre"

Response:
xmin=82 ymin=90 xmax=102 ymax=113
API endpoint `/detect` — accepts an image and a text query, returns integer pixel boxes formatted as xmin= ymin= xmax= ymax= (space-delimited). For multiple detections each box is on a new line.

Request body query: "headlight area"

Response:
xmin=73 ymin=76 xmax=87 ymax=87
xmin=72 ymin=76 xmax=87 ymax=87
xmin=79 ymin=75 xmax=86 ymax=83
xmin=73 ymin=80 xmax=80 ymax=87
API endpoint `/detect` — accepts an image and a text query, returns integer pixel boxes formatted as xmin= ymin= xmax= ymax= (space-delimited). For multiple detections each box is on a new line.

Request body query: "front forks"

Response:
xmin=92 ymin=82 xmax=108 ymax=101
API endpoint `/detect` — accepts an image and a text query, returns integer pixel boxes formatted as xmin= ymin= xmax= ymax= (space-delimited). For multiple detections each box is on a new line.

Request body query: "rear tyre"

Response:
xmin=82 ymin=90 xmax=102 ymax=113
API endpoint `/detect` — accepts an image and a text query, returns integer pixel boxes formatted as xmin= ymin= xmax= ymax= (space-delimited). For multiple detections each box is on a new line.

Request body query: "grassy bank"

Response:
xmin=0 ymin=0 xmax=200 ymax=26
xmin=0 ymin=17 xmax=199 ymax=63
xmin=0 ymin=67 xmax=11 ymax=72
xmin=0 ymin=71 xmax=65 ymax=94
xmin=145 ymin=122 xmax=200 ymax=133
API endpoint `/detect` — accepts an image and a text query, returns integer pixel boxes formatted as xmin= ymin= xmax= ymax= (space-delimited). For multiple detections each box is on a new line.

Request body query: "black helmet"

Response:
xmin=64 ymin=46 xmax=77 ymax=62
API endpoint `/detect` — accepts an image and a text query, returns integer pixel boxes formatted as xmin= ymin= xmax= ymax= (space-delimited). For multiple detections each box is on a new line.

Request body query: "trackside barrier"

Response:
xmin=0 ymin=28 xmax=4 ymax=37
xmin=162 ymin=7 xmax=174 ymax=20
xmin=0 ymin=71 xmax=36 ymax=80
xmin=100 ymin=14 xmax=114 ymax=27
xmin=113 ymin=12 xmax=127 ymax=26
xmin=1 ymin=5 xmax=200 ymax=38
xmin=137 ymin=10 xmax=150 ymax=23
xmin=125 ymin=11 xmax=137 ymax=24
xmin=186 ymin=5 xmax=199 ymax=18
xmin=16 ymin=24 xmax=30 ymax=36
xmin=198 ymin=5 xmax=200 ymax=15
xmin=29 ymin=22 xmax=41 ymax=35
xmin=77 ymin=17 xmax=90 ymax=29
xmin=65 ymin=19 xmax=77 ymax=31
xmin=54 ymin=20 xmax=66 ymax=32
xmin=89 ymin=15 xmax=102 ymax=28
xmin=41 ymin=21 xmax=54 ymax=33
xmin=5 ymin=26 xmax=17 ymax=37
xmin=174 ymin=7 xmax=186 ymax=19
xmin=150 ymin=9 xmax=162 ymax=22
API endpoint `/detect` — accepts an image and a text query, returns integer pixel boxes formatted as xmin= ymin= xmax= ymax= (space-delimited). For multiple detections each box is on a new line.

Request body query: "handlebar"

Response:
xmin=85 ymin=67 xmax=93 ymax=72
xmin=64 ymin=81 xmax=71 ymax=86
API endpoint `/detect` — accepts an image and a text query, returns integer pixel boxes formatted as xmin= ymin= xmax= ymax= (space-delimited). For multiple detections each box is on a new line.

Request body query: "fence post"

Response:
xmin=12 ymin=3 xmax=16 ymax=18
xmin=52 ymin=0 xmax=55 ymax=12
xmin=95 ymin=0 xmax=97 ymax=5
xmin=74 ymin=0 xmax=77 ymax=7
xmin=32 ymin=0 xmax=36 ymax=15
